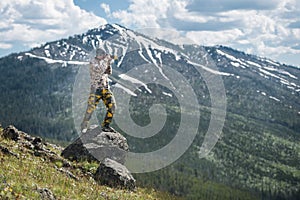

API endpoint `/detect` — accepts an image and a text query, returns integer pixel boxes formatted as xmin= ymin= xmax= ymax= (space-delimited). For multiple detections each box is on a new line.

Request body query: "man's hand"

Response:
xmin=105 ymin=65 xmax=112 ymax=75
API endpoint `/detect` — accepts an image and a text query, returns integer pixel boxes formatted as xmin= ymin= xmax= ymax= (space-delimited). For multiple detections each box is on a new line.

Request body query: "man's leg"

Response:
xmin=81 ymin=89 xmax=102 ymax=132
xmin=101 ymin=88 xmax=116 ymax=132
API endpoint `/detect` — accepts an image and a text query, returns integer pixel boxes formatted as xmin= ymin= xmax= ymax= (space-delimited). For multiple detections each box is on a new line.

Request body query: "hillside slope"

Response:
xmin=0 ymin=125 xmax=180 ymax=200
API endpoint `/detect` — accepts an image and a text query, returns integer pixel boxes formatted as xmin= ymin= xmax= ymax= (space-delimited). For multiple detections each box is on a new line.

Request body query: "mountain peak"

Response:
xmin=97 ymin=23 xmax=128 ymax=31
xmin=86 ymin=23 xmax=129 ymax=38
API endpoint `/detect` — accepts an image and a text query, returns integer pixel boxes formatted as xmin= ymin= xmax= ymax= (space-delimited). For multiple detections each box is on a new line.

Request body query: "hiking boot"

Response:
xmin=81 ymin=121 xmax=89 ymax=133
xmin=81 ymin=128 xmax=88 ymax=134
xmin=102 ymin=126 xmax=117 ymax=133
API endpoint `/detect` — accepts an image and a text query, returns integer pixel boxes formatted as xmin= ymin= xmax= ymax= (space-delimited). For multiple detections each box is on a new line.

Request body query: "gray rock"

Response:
xmin=56 ymin=167 xmax=78 ymax=181
xmin=0 ymin=145 xmax=18 ymax=157
xmin=3 ymin=125 xmax=21 ymax=141
xmin=94 ymin=158 xmax=136 ymax=191
xmin=37 ymin=187 xmax=56 ymax=200
xmin=61 ymin=126 xmax=128 ymax=164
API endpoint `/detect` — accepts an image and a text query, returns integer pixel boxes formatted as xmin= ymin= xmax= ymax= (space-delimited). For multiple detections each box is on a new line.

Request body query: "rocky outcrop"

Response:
xmin=1 ymin=124 xmax=136 ymax=191
xmin=62 ymin=126 xmax=136 ymax=190
xmin=1 ymin=125 xmax=70 ymax=167
xmin=94 ymin=158 xmax=136 ymax=191
xmin=61 ymin=126 xmax=129 ymax=164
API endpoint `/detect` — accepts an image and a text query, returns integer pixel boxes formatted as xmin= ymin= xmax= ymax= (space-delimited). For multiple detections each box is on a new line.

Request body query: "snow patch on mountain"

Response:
xmin=126 ymin=30 xmax=182 ymax=61
xmin=45 ymin=50 xmax=51 ymax=58
xmin=257 ymin=90 xmax=281 ymax=102
xmin=25 ymin=53 xmax=88 ymax=66
xmin=278 ymin=70 xmax=298 ymax=80
xmin=231 ymin=62 xmax=241 ymax=68
xmin=246 ymin=60 xmax=261 ymax=68
xmin=269 ymin=96 xmax=280 ymax=102
xmin=258 ymin=68 xmax=282 ymax=80
xmin=119 ymin=74 xmax=152 ymax=94
xmin=111 ymin=24 xmax=126 ymax=34
xmin=114 ymin=83 xmax=137 ymax=97
xmin=188 ymin=60 xmax=233 ymax=76
xmin=215 ymin=48 xmax=299 ymax=93
xmin=264 ymin=59 xmax=280 ymax=66
xmin=162 ymin=92 xmax=173 ymax=97
xmin=216 ymin=49 xmax=248 ymax=68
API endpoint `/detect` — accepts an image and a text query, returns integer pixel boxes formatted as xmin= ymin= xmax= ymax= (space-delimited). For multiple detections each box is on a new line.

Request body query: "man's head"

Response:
xmin=96 ymin=48 xmax=106 ymax=57
xmin=95 ymin=48 xmax=117 ymax=60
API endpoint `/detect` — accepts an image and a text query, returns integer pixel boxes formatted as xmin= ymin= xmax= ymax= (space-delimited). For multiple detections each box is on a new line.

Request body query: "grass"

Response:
xmin=0 ymin=128 xmax=182 ymax=200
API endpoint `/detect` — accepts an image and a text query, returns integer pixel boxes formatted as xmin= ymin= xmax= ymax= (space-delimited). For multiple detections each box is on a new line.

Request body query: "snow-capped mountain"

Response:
xmin=20 ymin=24 xmax=300 ymax=100
xmin=20 ymin=23 xmax=300 ymax=127
xmin=0 ymin=24 xmax=299 ymax=198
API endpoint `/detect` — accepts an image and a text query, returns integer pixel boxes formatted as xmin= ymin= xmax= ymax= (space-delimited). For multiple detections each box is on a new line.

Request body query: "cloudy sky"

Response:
xmin=0 ymin=0 xmax=299 ymax=66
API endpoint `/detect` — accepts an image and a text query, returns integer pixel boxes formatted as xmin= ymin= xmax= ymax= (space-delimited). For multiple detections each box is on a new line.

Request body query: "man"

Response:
xmin=81 ymin=48 xmax=117 ymax=133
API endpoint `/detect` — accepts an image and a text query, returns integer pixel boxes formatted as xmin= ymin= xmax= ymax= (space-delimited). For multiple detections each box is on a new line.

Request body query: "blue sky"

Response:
xmin=0 ymin=0 xmax=300 ymax=66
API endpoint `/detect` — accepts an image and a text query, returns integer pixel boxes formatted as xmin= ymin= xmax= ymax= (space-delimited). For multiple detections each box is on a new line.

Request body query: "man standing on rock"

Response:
xmin=81 ymin=48 xmax=117 ymax=133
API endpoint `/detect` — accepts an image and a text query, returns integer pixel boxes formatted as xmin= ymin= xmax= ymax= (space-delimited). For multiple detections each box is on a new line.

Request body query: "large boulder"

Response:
xmin=94 ymin=158 xmax=136 ymax=191
xmin=61 ymin=126 xmax=129 ymax=164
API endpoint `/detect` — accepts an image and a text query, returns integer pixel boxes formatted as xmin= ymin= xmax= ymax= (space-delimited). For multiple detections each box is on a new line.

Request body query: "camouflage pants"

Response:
xmin=81 ymin=87 xmax=116 ymax=130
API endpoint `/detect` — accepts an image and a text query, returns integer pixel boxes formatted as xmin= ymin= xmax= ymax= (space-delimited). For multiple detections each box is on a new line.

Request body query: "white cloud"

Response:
xmin=111 ymin=0 xmax=300 ymax=66
xmin=187 ymin=0 xmax=282 ymax=12
xmin=0 ymin=0 xmax=107 ymax=49
xmin=137 ymin=27 xmax=195 ymax=44
xmin=0 ymin=42 xmax=12 ymax=49
xmin=112 ymin=0 xmax=174 ymax=28
xmin=101 ymin=3 xmax=111 ymax=15
xmin=186 ymin=29 xmax=244 ymax=46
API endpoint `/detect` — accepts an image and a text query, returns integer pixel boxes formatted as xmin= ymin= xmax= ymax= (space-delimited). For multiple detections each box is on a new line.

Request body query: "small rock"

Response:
xmin=56 ymin=167 xmax=78 ymax=181
xmin=94 ymin=158 xmax=136 ymax=191
xmin=32 ymin=137 xmax=42 ymax=145
xmin=100 ymin=191 xmax=108 ymax=199
xmin=22 ymin=140 xmax=35 ymax=150
xmin=37 ymin=187 xmax=56 ymax=200
xmin=0 ymin=145 xmax=18 ymax=158
xmin=3 ymin=125 xmax=20 ymax=141
xmin=23 ymin=134 xmax=34 ymax=142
